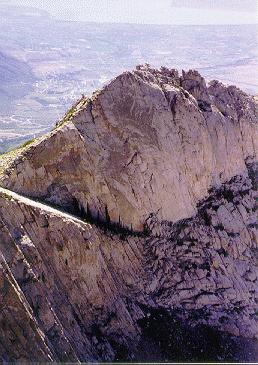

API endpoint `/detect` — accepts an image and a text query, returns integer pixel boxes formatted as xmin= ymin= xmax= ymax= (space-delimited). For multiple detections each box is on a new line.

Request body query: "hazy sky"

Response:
xmin=4 ymin=0 xmax=258 ymax=24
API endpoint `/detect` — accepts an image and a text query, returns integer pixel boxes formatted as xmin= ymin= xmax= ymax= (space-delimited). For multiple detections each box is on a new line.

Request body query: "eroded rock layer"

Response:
xmin=0 ymin=167 xmax=257 ymax=362
xmin=0 ymin=66 xmax=257 ymax=362
xmin=1 ymin=65 xmax=257 ymax=230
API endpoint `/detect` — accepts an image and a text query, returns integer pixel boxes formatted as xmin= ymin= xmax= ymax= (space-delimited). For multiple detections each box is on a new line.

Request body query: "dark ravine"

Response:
xmin=0 ymin=66 xmax=257 ymax=362
xmin=136 ymin=306 xmax=258 ymax=362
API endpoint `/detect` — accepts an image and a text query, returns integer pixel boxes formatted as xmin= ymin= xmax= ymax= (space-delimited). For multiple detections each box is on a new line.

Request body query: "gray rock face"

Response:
xmin=0 ymin=169 xmax=257 ymax=362
xmin=0 ymin=66 xmax=257 ymax=362
xmin=1 ymin=65 xmax=257 ymax=230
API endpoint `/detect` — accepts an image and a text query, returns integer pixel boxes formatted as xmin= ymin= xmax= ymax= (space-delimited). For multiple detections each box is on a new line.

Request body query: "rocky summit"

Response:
xmin=0 ymin=65 xmax=257 ymax=362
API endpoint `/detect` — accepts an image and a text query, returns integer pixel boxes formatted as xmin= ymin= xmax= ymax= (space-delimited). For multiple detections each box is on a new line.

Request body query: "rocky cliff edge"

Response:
xmin=1 ymin=64 xmax=257 ymax=230
xmin=0 ymin=65 xmax=257 ymax=362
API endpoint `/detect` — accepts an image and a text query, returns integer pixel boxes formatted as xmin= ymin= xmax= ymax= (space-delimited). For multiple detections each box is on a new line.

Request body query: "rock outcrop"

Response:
xmin=1 ymin=65 xmax=257 ymax=230
xmin=0 ymin=65 xmax=257 ymax=362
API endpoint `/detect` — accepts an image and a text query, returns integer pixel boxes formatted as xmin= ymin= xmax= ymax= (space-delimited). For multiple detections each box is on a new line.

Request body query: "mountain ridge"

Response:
xmin=1 ymin=65 xmax=257 ymax=230
xmin=0 ymin=65 xmax=257 ymax=362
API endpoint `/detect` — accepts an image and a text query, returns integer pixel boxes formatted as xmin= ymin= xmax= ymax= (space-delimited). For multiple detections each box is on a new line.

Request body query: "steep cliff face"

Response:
xmin=1 ymin=65 xmax=257 ymax=230
xmin=0 ymin=171 xmax=257 ymax=362
xmin=0 ymin=66 xmax=257 ymax=362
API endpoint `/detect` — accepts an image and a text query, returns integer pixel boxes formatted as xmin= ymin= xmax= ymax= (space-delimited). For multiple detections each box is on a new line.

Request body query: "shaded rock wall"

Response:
xmin=0 ymin=168 xmax=257 ymax=362
xmin=1 ymin=66 xmax=257 ymax=230
xmin=0 ymin=66 xmax=257 ymax=361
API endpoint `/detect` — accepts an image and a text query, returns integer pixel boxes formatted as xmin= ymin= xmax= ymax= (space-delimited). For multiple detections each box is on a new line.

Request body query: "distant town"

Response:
xmin=0 ymin=4 xmax=257 ymax=153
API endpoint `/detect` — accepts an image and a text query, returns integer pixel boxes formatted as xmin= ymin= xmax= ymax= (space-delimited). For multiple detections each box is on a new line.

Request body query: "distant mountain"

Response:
xmin=0 ymin=3 xmax=49 ymax=18
xmin=0 ymin=3 xmax=257 ymax=154
xmin=0 ymin=51 xmax=35 ymax=108
xmin=0 ymin=51 xmax=33 ymax=83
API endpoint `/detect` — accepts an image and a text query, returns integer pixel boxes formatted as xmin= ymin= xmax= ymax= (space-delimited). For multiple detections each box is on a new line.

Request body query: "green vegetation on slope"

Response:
xmin=0 ymin=137 xmax=36 ymax=176
xmin=54 ymin=96 xmax=88 ymax=130
xmin=0 ymin=96 xmax=89 ymax=178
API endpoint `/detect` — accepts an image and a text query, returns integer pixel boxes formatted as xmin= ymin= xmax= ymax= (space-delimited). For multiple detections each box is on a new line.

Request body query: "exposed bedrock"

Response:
xmin=0 ymin=65 xmax=257 ymax=361
xmin=0 ymin=168 xmax=257 ymax=361
xmin=1 ymin=65 xmax=257 ymax=230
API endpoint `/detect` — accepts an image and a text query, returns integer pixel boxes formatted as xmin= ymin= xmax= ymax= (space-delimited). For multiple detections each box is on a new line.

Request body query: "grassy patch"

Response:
xmin=0 ymin=137 xmax=36 ymax=177
xmin=19 ymin=138 xmax=36 ymax=149
xmin=0 ymin=191 xmax=12 ymax=201
xmin=0 ymin=96 xmax=88 ymax=178
xmin=54 ymin=96 xmax=88 ymax=130
xmin=54 ymin=105 xmax=77 ymax=129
